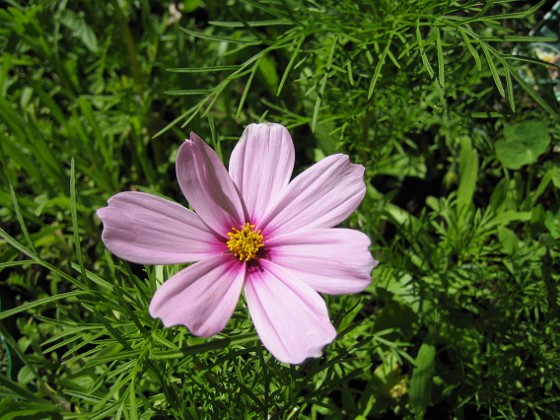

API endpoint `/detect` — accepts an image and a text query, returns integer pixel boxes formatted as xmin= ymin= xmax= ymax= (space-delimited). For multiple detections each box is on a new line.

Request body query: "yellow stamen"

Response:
xmin=227 ymin=222 xmax=265 ymax=262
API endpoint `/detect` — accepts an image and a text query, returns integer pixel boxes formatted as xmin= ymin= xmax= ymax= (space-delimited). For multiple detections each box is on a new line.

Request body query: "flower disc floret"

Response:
xmin=227 ymin=222 xmax=264 ymax=262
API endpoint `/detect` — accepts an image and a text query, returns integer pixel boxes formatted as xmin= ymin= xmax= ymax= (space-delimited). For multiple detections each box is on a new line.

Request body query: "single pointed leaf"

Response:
xmin=457 ymin=137 xmax=479 ymax=210
xmin=481 ymin=43 xmax=505 ymax=97
xmin=409 ymin=342 xmax=436 ymax=419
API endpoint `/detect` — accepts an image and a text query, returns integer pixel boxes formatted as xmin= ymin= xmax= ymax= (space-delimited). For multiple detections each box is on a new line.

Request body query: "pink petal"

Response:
xmin=267 ymin=228 xmax=377 ymax=295
xmin=176 ymin=133 xmax=246 ymax=237
xmin=97 ymin=191 xmax=223 ymax=264
xmin=229 ymin=123 xmax=295 ymax=222
xmin=245 ymin=259 xmax=336 ymax=364
xmin=149 ymin=254 xmax=245 ymax=337
xmin=259 ymin=154 xmax=366 ymax=236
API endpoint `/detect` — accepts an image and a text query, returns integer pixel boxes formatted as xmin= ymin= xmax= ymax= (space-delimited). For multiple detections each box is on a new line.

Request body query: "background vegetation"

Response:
xmin=1 ymin=0 xmax=559 ymax=418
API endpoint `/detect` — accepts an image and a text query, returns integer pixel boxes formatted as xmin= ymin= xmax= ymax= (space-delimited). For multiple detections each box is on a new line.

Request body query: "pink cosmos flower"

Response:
xmin=97 ymin=123 xmax=377 ymax=364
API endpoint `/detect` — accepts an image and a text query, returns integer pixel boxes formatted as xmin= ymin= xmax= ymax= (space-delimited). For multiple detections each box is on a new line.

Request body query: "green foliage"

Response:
xmin=409 ymin=339 xmax=436 ymax=419
xmin=496 ymin=119 xmax=550 ymax=168
xmin=1 ymin=0 xmax=559 ymax=418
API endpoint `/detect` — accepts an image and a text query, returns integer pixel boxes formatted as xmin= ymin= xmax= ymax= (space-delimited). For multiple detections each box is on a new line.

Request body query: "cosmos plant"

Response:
xmin=97 ymin=123 xmax=377 ymax=364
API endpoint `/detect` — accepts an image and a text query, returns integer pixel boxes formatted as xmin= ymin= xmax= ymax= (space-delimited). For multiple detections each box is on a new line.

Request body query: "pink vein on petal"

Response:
xmin=176 ymin=133 xmax=246 ymax=237
xmin=229 ymin=123 xmax=295 ymax=224
xmin=96 ymin=191 xmax=224 ymax=264
xmin=149 ymin=253 xmax=245 ymax=337
xmin=266 ymin=228 xmax=377 ymax=294
xmin=245 ymin=259 xmax=336 ymax=364
xmin=259 ymin=154 xmax=366 ymax=236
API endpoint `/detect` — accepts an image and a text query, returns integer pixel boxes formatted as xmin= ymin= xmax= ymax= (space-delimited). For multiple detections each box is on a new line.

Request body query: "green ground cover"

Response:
xmin=1 ymin=0 xmax=559 ymax=418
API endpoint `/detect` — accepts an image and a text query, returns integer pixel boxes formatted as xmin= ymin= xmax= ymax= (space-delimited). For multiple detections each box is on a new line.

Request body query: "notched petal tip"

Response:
xmin=95 ymin=206 xmax=108 ymax=221
xmin=188 ymin=131 xmax=204 ymax=143
xmin=284 ymin=327 xmax=337 ymax=365
xmin=276 ymin=324 xmax=337 ymax=365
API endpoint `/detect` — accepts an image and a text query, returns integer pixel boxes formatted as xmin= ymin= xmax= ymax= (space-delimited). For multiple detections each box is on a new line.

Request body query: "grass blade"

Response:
xmin=481 ymin=42 xmax=505 ymax=97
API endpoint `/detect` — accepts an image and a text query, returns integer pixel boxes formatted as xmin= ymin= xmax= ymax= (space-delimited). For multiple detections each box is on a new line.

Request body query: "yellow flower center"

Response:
xmin=226 ymin=222 xmax=265 ymax=262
